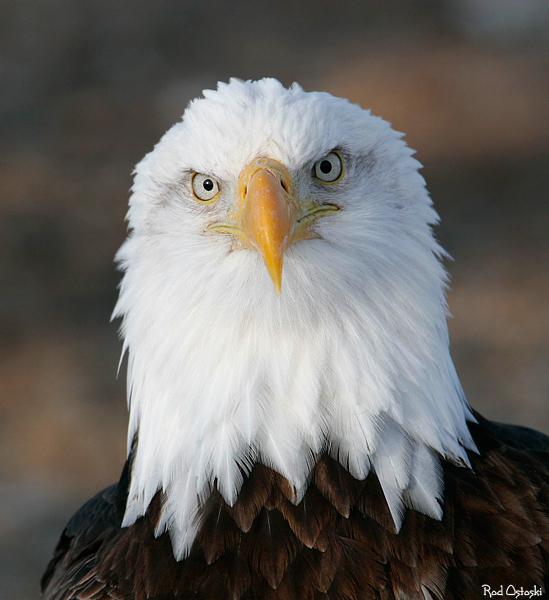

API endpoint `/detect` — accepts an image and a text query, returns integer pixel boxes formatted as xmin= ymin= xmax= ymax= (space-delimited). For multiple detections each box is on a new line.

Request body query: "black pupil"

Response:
xmin=320 ymin=160 xmax=333 ymax=174
xmin=203 ymin=178 xmax=214 ymax=192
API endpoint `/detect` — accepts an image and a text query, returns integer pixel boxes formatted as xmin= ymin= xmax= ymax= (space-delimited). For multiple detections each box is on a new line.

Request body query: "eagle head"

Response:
xmin=113 ymin=78 xmax=475 ymax=559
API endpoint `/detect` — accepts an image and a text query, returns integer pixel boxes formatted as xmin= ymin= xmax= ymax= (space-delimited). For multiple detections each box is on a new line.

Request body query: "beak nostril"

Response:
xmin=280 ymin=179 xmax=288 ymax=193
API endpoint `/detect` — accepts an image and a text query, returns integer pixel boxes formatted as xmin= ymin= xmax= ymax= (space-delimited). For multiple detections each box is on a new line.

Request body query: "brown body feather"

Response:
xmin=42 ymin=415 xmax=549 ymax=600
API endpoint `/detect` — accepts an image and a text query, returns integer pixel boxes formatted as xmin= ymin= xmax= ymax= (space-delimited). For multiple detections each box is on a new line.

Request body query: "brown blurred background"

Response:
xmin=1 ymin=1 xmax=548 ymax=597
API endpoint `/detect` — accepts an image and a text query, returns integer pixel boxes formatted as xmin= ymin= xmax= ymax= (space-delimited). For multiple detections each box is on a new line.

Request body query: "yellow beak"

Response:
xmin=209 ymin=158 xmax=338 ymax=294
xmin=238 ymin=159 xmax=296 ymax=294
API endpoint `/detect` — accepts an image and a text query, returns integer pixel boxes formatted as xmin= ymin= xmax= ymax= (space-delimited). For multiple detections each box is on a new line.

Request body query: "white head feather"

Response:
xmin=113 ymin=78 xmax=476 ymax=559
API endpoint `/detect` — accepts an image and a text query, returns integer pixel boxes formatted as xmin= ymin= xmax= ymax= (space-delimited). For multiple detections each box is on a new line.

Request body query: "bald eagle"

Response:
xmin=42 ymin=79 xmax=549 ymax=600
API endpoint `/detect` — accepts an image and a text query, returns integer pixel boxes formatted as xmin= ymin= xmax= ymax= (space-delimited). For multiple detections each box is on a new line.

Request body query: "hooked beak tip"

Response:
xmin=264 ymin=254 xmax=283 ymax=295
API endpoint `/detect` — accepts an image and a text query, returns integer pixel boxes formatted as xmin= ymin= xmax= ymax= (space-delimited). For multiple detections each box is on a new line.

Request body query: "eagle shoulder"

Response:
xmin=41 ymin=460 xmax=129 ymax=600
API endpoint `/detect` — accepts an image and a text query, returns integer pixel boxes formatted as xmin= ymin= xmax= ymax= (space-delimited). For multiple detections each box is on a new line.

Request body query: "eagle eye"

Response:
xmin=191 ymin=173 xmax=221 ymax=202
xmin=313 ymin=151 xmax=344 ymax=184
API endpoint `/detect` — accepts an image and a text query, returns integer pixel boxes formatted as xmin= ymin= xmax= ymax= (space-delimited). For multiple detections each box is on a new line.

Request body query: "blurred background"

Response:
xmin=1 ymin=1 xmax=548 ymax=597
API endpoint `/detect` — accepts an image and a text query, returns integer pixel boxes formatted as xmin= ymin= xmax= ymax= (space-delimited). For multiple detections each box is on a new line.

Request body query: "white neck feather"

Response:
xmin=114 ymin=234 xmax=475 ymax=559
